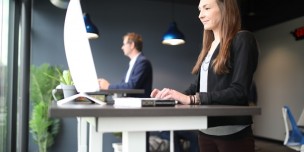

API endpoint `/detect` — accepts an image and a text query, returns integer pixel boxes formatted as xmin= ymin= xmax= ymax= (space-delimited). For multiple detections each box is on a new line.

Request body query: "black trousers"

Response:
xmin=198 ymin=126 xmax=254 ymax=152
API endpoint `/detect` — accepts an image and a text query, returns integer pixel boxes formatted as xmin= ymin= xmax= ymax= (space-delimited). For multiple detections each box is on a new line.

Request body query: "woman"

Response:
xmin=150 ymin=0 xmax=259 ymax=151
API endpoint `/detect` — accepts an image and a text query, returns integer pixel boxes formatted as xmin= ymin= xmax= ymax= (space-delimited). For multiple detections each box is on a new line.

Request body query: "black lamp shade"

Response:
xmin=83 ymin=13 xmax=99 ymax=39
xmin=162 ymin=22 xmax=185 ymax=45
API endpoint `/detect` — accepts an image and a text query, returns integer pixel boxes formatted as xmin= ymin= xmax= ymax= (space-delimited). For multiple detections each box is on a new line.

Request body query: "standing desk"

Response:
xmin=50 ymin=101 xmax=261 ymax=152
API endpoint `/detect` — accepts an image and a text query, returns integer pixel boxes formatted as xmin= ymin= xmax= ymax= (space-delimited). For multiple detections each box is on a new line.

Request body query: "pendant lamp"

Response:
xmin=162 ymin=0 xmax=185 ymax=45
xmin=162 ymin=21 xmax=185 ymax=45
xmin=50 ymin=0 xmax=69 ymax=9
xmin=83 ymin=13 xmax=99 ymax=39
xmin=50 ymin=0 xmax=100 ymax=39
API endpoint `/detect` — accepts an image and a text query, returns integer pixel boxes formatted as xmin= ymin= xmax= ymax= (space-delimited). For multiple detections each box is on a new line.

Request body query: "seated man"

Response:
xmin=98 ymin=32 xmax=152 ymax=97
xmin=98 ymin=32 xmax=152 ymax=152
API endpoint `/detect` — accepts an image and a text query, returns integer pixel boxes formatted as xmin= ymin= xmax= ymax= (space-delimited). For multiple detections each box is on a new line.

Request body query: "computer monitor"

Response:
xmin=57 ymin=0 xmax=105 ymax=106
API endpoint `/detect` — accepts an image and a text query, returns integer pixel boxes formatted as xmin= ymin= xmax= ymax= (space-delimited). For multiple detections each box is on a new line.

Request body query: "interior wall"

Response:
xmin=253 ymin=16 xmax=304 ymax=141
xmin=31 ymin=0 xmax=201 ymax=151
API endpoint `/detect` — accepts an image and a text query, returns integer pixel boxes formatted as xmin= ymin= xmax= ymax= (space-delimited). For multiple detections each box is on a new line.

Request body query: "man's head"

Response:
xmin=121 ymin=32 xmax=143 ymax=58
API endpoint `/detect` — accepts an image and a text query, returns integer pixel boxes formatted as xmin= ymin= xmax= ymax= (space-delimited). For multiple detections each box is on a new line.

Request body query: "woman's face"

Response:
xmin=198 ymin=0 xmax=221 ymax=31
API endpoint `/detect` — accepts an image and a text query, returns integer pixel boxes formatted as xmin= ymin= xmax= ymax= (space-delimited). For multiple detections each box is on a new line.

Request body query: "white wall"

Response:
xmin=253 ymin=16 xmax=304 ymax=140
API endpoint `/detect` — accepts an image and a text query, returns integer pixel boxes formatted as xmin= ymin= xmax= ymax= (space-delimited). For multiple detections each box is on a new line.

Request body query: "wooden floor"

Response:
xmin=255 ymin=138 xmax=297 ymax=152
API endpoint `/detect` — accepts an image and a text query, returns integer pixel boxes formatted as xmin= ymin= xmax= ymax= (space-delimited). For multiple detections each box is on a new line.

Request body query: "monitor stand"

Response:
xmin=57 ymin=92 xmax=106 ymax=106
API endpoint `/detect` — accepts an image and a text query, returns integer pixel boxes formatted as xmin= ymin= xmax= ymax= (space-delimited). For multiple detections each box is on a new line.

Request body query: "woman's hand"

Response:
xmin=150 ymin=88 xmax=191 ymax=105
xmin=150 ymin=88 xmax=160 ymax=98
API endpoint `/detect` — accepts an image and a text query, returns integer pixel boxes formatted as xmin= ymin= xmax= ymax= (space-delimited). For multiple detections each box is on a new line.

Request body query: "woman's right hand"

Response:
xmin=150 ymin=89 xmax=160 ymax=98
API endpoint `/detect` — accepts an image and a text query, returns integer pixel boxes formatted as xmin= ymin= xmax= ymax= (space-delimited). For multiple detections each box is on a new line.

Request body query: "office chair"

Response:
xmin=282 ymin=105 xmax=304 ymax=152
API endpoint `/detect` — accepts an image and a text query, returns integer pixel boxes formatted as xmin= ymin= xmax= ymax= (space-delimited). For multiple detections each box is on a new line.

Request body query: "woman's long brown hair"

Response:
xmin=192 ymin=0 xmax=241 ymax=75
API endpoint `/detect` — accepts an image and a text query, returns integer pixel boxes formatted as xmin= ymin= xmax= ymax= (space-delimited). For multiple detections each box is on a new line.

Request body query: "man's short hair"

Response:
xmin=123 ymin=32 xmax=143 ymax=52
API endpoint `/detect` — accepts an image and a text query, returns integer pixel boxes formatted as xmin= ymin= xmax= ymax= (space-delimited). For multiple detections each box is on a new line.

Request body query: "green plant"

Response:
xmin=29 ymin=64 xmax=61 ymax=152
xmin=30 ymin=102 xmax=60 ymax=152
xmin=44 ymin=68 xmax=73 ymax=85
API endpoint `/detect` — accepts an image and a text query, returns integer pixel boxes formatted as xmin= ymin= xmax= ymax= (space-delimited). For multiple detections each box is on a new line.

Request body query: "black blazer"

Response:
xmin=184 ymin=31 xmax=259 ymax=127
xmin=109 ymin=53 xmax=153 ymax=97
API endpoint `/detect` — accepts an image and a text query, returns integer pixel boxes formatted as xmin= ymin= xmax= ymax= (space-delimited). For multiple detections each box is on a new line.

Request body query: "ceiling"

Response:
xmin=149 ymin=0 xmax=304 ymax=31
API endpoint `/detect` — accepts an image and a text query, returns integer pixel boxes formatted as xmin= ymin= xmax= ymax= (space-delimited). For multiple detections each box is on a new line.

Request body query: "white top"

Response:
xmin=125 ymin=53 xmax=141 ymax=83
xmin=200 ymin=47 xmax=216 ymax=92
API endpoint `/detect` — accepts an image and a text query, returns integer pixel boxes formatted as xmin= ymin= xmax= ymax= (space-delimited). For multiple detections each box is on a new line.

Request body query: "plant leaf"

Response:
xmin=29 ymin=64 xmax=62 ymax=151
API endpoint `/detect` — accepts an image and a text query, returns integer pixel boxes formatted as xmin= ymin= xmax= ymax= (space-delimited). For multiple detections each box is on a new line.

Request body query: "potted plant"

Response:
xmin=29 ymin=64 xmax=61 ymax=152
xmin=45 ymin=68 xmax=73 ymax=86
xmin=45 ymin=68 xmax=77 ymax=100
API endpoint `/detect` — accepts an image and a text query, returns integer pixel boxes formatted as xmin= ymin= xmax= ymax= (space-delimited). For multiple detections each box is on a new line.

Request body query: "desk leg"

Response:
xmin=89 ymin=124 xmax=103 ymax=152
xmin=77 ymin=118 xmax=87 ymax=152
xmin=122 ymin=131 xmax=146 ymax=152
xmin=170 ymin=130 xmax=174 ymax=152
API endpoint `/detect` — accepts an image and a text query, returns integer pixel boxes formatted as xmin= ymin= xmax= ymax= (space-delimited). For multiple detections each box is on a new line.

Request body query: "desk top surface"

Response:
xmin=50 ymin=101 xmax=261 ymax=118
xmin=86 ymin=89 xmax=144 ymax=95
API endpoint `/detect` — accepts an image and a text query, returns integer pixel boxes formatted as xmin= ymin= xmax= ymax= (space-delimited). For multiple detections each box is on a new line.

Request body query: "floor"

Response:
xmin=255 ymin=138 xmax=297 ymax=152
xmin=148 ymin=137 xmax=297 ymax=152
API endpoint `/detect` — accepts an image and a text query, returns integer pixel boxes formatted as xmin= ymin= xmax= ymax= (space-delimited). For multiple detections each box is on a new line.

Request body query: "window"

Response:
xmin=0 ymin=0 xmax=9 ymax=151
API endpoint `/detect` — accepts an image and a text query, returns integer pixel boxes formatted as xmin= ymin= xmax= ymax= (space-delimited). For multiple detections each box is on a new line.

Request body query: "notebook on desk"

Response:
xmin=114 ymin=97 xmax=177 ymax=107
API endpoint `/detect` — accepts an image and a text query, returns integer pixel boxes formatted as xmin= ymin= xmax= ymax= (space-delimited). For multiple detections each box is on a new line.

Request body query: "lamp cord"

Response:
xmin=82 ymin=0 xmax=88 ymax=13
xmin=171 ymin=0 xmax=175 ymax=21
